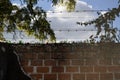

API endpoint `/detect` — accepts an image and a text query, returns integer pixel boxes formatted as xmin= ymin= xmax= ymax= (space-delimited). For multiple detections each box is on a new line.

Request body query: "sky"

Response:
xmin=33 ymin=0 xmax=119 ymax=11
xmin=5 ymin=0 xmax=120 ymax=43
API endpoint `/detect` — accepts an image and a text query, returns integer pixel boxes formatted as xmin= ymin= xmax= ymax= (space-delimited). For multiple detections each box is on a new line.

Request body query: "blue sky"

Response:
xmin=35 ymin=0 xmax=120 ymax=29
xmin=82 ymin=0 xmax=119 ymax=10
xmin=8 ymin=0 xmax=120 ymax=43
xmin=12 ymin=0 xmax=119 ymax=10
xmin=36 ymin=0 xmax=119 ymax=10
xmin=80 ymin=0 xmax=120 ymax=29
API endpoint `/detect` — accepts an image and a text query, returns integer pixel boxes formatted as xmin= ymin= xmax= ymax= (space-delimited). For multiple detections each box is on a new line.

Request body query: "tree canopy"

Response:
xmin=0 ymin=0 xmax=120 ymax=43
xmin=78 ymin=0 xmax=120 ymax=43
xmin=0 ymin=0 xmax=76 ymax=42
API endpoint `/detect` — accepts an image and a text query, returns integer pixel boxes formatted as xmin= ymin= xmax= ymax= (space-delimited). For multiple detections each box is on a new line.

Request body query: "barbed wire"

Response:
xmin=1 ymin=29 xmax=98 ymax=32
xmin=46 ymin=10 xmax=108 ymax=13
xmin=53 ymin=29 xmax=97 ymax=31
xmin=0 ymin=9 xmax=108 ymax=16
xmin=3 ymin=29 xmax=120 ymax=40
xmin=1 ymin=29 xmax=120 ymax=32
xmin=47 ymin=16 xmax=96 ymax=18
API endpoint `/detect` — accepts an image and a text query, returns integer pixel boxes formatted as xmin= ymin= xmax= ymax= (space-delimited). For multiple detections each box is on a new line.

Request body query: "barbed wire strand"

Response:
xmin=1 ymin=29 xmax=120 ymax=32
xmin=46 ymin=10 xmax=108 ymax=13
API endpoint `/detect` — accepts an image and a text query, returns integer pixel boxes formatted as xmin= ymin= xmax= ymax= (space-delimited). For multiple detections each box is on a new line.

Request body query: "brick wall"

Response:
xmin=14 ymin=43 xmax=120 ymax=80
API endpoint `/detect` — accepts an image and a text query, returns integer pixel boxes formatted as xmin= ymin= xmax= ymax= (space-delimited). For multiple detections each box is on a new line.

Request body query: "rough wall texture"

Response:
xmin=14 ymin=43 xmax=120 ymax=80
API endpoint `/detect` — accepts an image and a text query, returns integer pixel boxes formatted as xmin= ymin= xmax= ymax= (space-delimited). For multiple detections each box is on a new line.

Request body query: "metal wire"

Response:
xmin=46 ymin=10 xmax=108 ymax=13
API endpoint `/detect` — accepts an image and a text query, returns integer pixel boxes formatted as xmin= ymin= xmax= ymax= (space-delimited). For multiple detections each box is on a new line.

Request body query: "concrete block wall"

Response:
xmin=14 ymin=43 xmax=120 ymax=80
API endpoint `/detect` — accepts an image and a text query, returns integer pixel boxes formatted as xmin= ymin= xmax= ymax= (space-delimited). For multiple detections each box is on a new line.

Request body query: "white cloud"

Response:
xmin=75 ymin=0 xmax=93 ymax=10
xmin=12 ymin=3 xmax=27 ymax=8
xmin=4 ymin=0 xmax=98 ymax=43
xmin=47 ymin=0 xmax=97 ymax=42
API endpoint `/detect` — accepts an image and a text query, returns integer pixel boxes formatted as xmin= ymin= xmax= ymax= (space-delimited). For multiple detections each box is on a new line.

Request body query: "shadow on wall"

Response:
xmin=0 ymin=42 xmax=31 ymax=80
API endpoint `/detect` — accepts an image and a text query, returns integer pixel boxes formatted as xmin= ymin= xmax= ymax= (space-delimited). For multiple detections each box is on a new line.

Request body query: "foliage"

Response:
xmin=65 ymin=0 xmax=76 ymax=12
xmin=0 ymin=0 xmax=119 ymax=43
xmin=15 ymin=6 xmax=56 ymax=41
xmin=0 ymin=0 xmax=76 ymax=42
xmin=0 ymin=0 xmax=56 ymax=42
xmin=77 ymin=1 xmax=120 ymax=43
